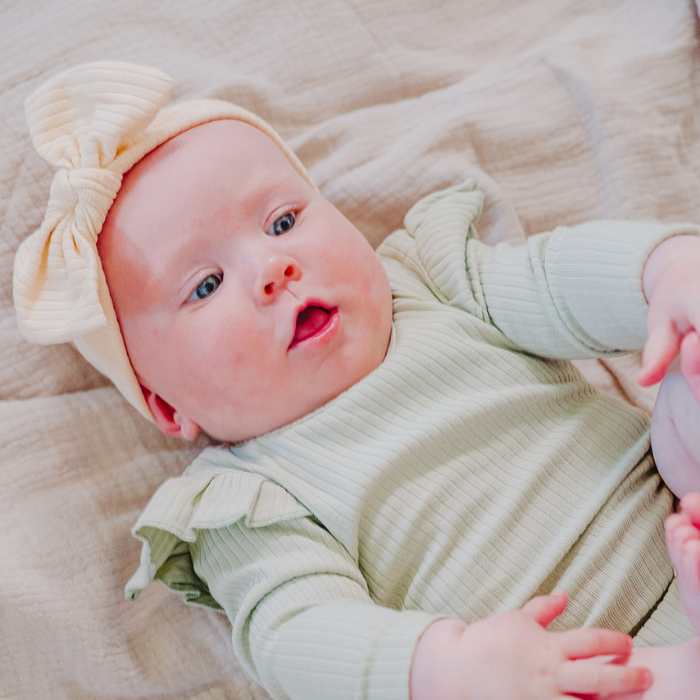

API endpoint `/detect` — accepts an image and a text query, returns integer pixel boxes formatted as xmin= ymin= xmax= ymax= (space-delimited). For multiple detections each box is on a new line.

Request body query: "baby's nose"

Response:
xmin=259 ymin=255 xmax=301 ymax=300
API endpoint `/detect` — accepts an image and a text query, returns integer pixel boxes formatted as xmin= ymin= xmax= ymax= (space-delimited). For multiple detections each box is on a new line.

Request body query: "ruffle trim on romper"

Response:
xmin=125 ymin=451 xmax=311 ymax=610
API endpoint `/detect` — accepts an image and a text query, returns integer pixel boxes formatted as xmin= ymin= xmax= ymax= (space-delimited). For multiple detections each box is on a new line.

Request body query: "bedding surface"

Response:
xmin=2 ymin=1 xmax=700 ymax=698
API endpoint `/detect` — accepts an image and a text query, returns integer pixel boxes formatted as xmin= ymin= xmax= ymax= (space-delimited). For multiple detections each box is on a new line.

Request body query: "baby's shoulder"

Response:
xmin=377 ymin=180 xmax=486 ymax=313
xmin=379 ymin=179 xmax=482 ymax=254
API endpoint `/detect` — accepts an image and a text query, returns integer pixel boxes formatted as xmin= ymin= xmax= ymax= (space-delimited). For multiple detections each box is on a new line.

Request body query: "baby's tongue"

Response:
xmin=294 ymin=306 xmax=329 ymax=343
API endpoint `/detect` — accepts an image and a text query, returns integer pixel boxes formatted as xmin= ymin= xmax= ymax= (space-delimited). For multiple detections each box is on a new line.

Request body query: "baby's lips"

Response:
xmin=288 ymin=301 xmax=337 ymax=349
xmin=293 ymin=305 xmax=331 ymax=344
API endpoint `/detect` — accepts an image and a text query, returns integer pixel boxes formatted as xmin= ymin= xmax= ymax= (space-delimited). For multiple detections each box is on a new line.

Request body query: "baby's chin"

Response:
xmin=201 ymin=371 xmax=374 ymax=444
xmin=203 ymin=396 xmax=334 ymax=444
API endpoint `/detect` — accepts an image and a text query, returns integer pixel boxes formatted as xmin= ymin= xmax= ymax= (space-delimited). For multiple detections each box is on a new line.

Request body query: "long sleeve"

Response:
xmin=125 ymin=463 xmax=440 ymax=700
xmin=193 ymin=511 xmax=439 ymax=700
xmin=472 ymin=219 xmax=700 ymax=358
xmin=380 ymin=179 xmax=700 ymax=360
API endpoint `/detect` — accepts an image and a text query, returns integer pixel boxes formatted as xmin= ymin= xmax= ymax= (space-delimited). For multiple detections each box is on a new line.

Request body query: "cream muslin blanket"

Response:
xmin=2 ymin=1 xmax=700 ymax=698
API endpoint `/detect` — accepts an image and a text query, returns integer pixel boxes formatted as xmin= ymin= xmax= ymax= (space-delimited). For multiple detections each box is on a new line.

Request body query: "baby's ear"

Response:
xmin=141 ymin=386 xmax=200 ymax=440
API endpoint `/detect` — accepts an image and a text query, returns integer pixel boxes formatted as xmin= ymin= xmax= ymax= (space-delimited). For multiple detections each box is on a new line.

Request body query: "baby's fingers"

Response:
xmin=559 ymin=628 xmax=633 ymax=659
xmin=520 ymin=590 xmax=568 ymax=627
xmin=639 ymin=322 xmax=682 ymax=386
xmin=556 ymin=660 xmax=653 ymax=696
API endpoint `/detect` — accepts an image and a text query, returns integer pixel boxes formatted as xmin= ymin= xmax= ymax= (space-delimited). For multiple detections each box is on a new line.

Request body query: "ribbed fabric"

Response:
xmin=128 ymin=181 xmax=698 ymax=700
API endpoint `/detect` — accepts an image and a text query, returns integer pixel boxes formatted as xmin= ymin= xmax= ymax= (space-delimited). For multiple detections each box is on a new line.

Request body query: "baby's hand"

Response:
xmin=639 ymin=235 xmax=700 ymax=400
xmin=410 ymin=591 xmax=652 ymax=700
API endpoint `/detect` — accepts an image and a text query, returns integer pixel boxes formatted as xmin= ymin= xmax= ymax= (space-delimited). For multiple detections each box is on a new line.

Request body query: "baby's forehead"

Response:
xmin=124 ymin=119 xmax=282 ymax=179
xmin=167 ymin=119 xmax=295 ymax=162
xmin=117 ymin=119 xmax=305 ymax=210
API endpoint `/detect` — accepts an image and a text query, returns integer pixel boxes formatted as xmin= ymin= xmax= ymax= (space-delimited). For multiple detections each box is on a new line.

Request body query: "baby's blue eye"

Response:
xmin=188 ymin=273 xmax=223 ymax=302
xmin=267 ymin=212 xmax=296 ymax=236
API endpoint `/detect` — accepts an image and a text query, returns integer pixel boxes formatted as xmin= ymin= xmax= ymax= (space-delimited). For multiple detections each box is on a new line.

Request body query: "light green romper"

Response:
xmin=127 ymin=181 xmax=697 ymax=700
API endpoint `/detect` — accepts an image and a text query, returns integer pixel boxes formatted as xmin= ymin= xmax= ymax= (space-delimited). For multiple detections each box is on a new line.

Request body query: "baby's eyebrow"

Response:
xmin=146 ymin=240 xmax=206 ymax=305
xmin=253 ymin=173 xmax=304 ymax=205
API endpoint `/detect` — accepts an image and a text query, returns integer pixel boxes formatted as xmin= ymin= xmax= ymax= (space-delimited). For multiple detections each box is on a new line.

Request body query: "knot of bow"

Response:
xmin=13 ymin=62 xmax=174 ymax=344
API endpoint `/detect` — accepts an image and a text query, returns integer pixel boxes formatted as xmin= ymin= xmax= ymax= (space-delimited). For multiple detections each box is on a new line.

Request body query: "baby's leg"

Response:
xmin=665 ymin=494 xmax=700 ymax=637
xmin=602 ymin=495 xmax=700 ymax=698
xmin=651 ymin=362 xmax=700 ymax=497
xmin=606 ymin=637 xmax=700 ymax=699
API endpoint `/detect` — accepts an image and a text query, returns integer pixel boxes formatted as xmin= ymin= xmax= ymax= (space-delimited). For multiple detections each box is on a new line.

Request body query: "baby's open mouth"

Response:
xmin=291 ymin=305 xmax=335 ymax=346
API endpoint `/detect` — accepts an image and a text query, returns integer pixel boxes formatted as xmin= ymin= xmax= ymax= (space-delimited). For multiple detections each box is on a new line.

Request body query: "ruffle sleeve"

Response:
xmin=125 ymin=449 xmax=312 ymax=609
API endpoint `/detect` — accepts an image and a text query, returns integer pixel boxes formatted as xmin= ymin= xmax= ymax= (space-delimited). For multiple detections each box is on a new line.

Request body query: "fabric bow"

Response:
xmin=13 ymin=63 xmax=175 ymax=420
xmin=15 ymin=62 xmax=174 ymax=343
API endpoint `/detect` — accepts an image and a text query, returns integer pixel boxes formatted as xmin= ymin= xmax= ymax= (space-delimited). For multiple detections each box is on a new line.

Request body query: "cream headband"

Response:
xmin=13 ymin=62 xmax=314 ymax=423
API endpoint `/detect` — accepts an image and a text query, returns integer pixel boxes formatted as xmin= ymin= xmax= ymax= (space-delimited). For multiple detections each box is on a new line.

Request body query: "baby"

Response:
xmin=13 ymin=62 xmax=700 ymax=700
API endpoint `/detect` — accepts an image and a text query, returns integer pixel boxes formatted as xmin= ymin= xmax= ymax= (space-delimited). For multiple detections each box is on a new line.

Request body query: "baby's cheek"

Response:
xmin=121 ymin=318 xmax=170 ymax=381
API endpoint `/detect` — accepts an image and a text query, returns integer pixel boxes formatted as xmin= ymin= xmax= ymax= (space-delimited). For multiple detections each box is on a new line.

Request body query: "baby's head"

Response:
xmin=14 ymin=63 xmax=392 ymax=443
xmin=99 ymin=119 xmax=393 ymax=442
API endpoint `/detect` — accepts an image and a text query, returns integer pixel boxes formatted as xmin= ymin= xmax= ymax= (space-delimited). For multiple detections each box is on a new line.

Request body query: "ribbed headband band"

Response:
xmin=13 ymin=62 xmax=314 ymax=422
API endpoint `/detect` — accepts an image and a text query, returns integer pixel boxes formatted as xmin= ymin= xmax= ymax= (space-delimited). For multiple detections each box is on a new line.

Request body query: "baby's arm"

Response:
xmin=194 ymin=505 xmax=649 ymax=700
xmin=410 ymin=591 xmax=652 ymax=700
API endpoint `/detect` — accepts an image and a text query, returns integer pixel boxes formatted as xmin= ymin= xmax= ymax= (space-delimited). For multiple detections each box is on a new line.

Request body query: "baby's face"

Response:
xmin=98 ymin=120 xmax=393 ymax=442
